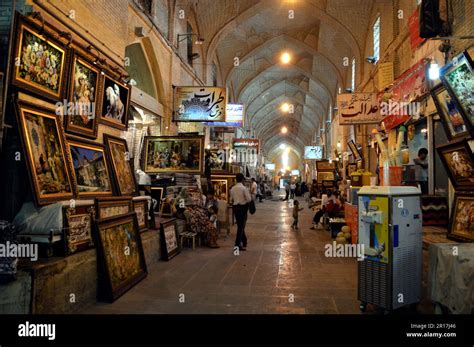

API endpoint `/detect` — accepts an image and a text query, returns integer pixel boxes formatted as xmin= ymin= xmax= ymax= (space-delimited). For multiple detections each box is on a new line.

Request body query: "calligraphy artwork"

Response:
xmin=174 ymin=87 xmax=226 ymax=122
xmin=337 ymin=93 xmax=382 ymax=125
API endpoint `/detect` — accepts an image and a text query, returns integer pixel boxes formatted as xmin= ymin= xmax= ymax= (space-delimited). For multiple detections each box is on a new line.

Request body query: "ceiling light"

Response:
xmin=281 ymin=103 xmax=290 ymax=112
xmin=279 ymin=144 xmax=286 ymax=149
xmin=280 ymin=52 xmax=291 ymax=64
xmin=281 ymin=126 xmax=288 ymax=134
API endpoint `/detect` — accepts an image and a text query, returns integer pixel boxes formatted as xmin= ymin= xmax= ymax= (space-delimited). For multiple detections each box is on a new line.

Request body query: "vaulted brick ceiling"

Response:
xmin=193 ymin=0 xmax=375 ymax=162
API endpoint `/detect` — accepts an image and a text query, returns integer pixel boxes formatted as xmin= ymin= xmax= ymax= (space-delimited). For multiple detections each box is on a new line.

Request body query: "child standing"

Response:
xmin=291 ymin=200 xmax=304 ymax=230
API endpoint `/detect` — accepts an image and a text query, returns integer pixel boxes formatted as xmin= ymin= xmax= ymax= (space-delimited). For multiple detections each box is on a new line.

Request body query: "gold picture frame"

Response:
xmin=16 ymin=100 xmax=75 ymax=205
xmin=143 ymin=135 xmax=204 ymax=174
xmin=448 ymin=192 xmax=474 ymax=242
xmin=99 ymin=74 xmax=131 ymax=130
xmin=104 ymin=134 xmax=138 ymax=196
xmin=67 ymin=136 xmax=114 ymax=198
xmin=64 ymin=51 xmax=101 ymax=138
xmin=210 ymin=179 xmax=229 ymax=202
xmin=12 ymin=14 xmax=68 ymax=101
xmin=95 ymin=196 xmax=133 ymax=219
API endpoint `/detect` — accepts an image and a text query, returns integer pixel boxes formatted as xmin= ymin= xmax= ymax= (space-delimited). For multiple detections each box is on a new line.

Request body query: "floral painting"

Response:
xmin=17 ymin=103 xmax=74 ymax=205
xmin=14 ymin=23 xmax=65 ymax=100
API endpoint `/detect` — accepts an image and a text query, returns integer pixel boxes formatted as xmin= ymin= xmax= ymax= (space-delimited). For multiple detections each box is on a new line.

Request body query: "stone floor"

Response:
xmin=80 ymin=193 xmax=361 ymax=314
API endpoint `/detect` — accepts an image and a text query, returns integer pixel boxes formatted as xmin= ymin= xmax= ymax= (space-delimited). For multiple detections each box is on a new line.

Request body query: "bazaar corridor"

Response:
xmin=81 ymin=194 xmax=359 ymax=314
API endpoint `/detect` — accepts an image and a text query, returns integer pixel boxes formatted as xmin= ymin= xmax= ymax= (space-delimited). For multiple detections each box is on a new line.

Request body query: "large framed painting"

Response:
xmin=160 ymin=218 xmax=180 ymax=261
xmin=431 ymin=83 xmax=469 ymax=140
xmin=143 ymin=135 xmax=204 ymax=174
xmin=16 ymin=101 xmax=75 ymax=205
xmin=448 ymin=192 xmax=474 ymax=242
xmin=104 ymin=134 xmax=138 ymax=196
xmin=440 ymin=50 xmax=474 ymax=133
xmin=95 ymin=196 xmax=132 ymax=220
xmin=94 ymin=212 xmax=147 ymax=302
xmin=63 ymin=204 xmax=95 ymax=255
xmin=132 ymin=199 xmax=149 ymax=232
xmin=67 ymin=137 xmax=113 ymax=197
xmin=64 ymin=51 xmax=101 ymax=138
xmin=12 ymin=15 xmax=68 ymax=101
xmin=99 ymin=74 xmax=130 ymax=130
xmin=210 ymin=179 xmax=229 ymax=202
xmin=436 ymin=139 xmax=474 ymax=190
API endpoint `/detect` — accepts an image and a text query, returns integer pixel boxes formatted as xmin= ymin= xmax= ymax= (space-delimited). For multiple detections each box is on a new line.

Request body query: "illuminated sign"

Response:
xmin=233 ymin=138 xmax=259 ymax=153
xmin=174 ymin=86 xmax=226 ymax=122
xmin=265 ymin=163 xmax=276 ymax=171
xmin=304 ymin=146 xmax=323 ymax=159
xmin=204 ymin=103 xmax=244 ymax=126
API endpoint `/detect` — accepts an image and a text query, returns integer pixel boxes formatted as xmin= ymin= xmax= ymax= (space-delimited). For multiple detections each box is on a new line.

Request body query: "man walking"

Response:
xmin=230 ymin=173 xmax=252 ymax=251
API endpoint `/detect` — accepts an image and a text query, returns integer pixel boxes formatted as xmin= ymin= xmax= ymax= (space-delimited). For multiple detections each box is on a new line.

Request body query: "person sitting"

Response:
xmin=310 ymin=190 xmax=341 ymax=229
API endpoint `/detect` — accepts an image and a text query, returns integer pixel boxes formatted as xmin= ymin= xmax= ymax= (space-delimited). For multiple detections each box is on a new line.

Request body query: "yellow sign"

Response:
xmin=377 ymin=62 xmax=394 ymax=91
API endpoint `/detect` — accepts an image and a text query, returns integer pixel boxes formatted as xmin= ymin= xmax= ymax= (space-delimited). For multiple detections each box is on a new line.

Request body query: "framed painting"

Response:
xmin=317 ymin=171 xmax=335 ymax=182
xmin=436 ymin=139 xmax=474 ymax=190
xmin=132 ymin=199 xmax=149 ymax=232
xmin=64 ymin=51 xmax=101 ymax=138
xmin=104 ymin=134 xmax=138 ymax=196
xmin=431 ymin=83 xmax=469 ymax=140
xmin=160 ymin=218 xmax=180 ymax=261
xmin=347 ymin=163 xmax=357 ymax=177
xmin=95 ymin=196 xmax=132 ymax=219
xmin=67 ymin=137 xmax=113 ymax=197
xmin=146 ymin=186 xmax=164 ymax=212
xmin=209 ymin=148 xmax=229 ymax=174
xmin=440 ymin=50 xmax=474 ymax=133
xmin=63 ymin=204 xmax=95 ymax=255
xmin=99 ymin=74 xmax=130 ymax=130
xmin=94 ymin=212 xmax=147 ymax=302
xmin=12 ymin=15 xmax=68 ymax=101
xmin=143 ymin=135 xmax=204 ymax=174
xmin=316 ymin=160 xmax=336 ymax=171
xmin=448 ymin=192 xmax=474 ymax=242
xmin=211 ymin=178 xmax=228 ymax=202
xmin=347 ymin=140 xmax=363 ymax=161
xmin=16 ymin=101 xmax=75 ymax=205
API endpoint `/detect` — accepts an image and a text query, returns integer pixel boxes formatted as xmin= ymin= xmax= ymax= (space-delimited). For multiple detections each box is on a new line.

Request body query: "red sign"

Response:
xmin=378 ymin=59 xmax=429 ymax=130
xmin=408 ymin=8 xmax=426 ymax=51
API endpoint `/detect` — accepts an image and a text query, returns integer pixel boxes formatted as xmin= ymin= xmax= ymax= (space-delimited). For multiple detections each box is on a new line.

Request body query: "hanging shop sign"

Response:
xmin=408 ymin=8 xmax=426 ymax=51
xmin=379 ymin=58 xmax=429 ymax=131
xmin=174 ymin=86 xmax=226 ymax=122
xmin=203 ymin=103 xmax=244 ymax=127
xmin=304 ymin=146 xmax=323 ymax=160
xmin=377 ymin=62 xmax=394 ymax=91
xmin=265 ymin=163 xmax=276 ymax=171
xmin=337 ymin=93 xmax=382 ymax=125
xmin=232 ymin=138 xmax=259 ymax=153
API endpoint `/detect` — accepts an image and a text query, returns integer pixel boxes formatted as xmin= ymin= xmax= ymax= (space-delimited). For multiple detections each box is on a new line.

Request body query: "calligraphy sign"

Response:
xmin=233 ymin=138 xmax=259 ymax=153
xmin=408 ymin=8 xmax=426 ymax=51
xmin=337 ymin=93 xmax=382 ymax=125
xmin=174 ymin=86 xmax=226 ymax=122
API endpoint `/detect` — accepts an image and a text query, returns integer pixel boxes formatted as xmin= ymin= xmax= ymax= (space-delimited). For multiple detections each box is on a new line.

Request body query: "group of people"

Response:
xmin=282 ymin=181 xmax=309 ymax=201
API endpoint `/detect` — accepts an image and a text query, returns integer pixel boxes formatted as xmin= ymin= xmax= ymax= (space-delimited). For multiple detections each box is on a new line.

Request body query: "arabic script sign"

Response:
xmin=233 ymin=138 xmax=259 ymax=153
xmin=337 ymin=93 xmax=382 ymax=125
xmin=174 ymin=86 xmax=226 ymax=122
